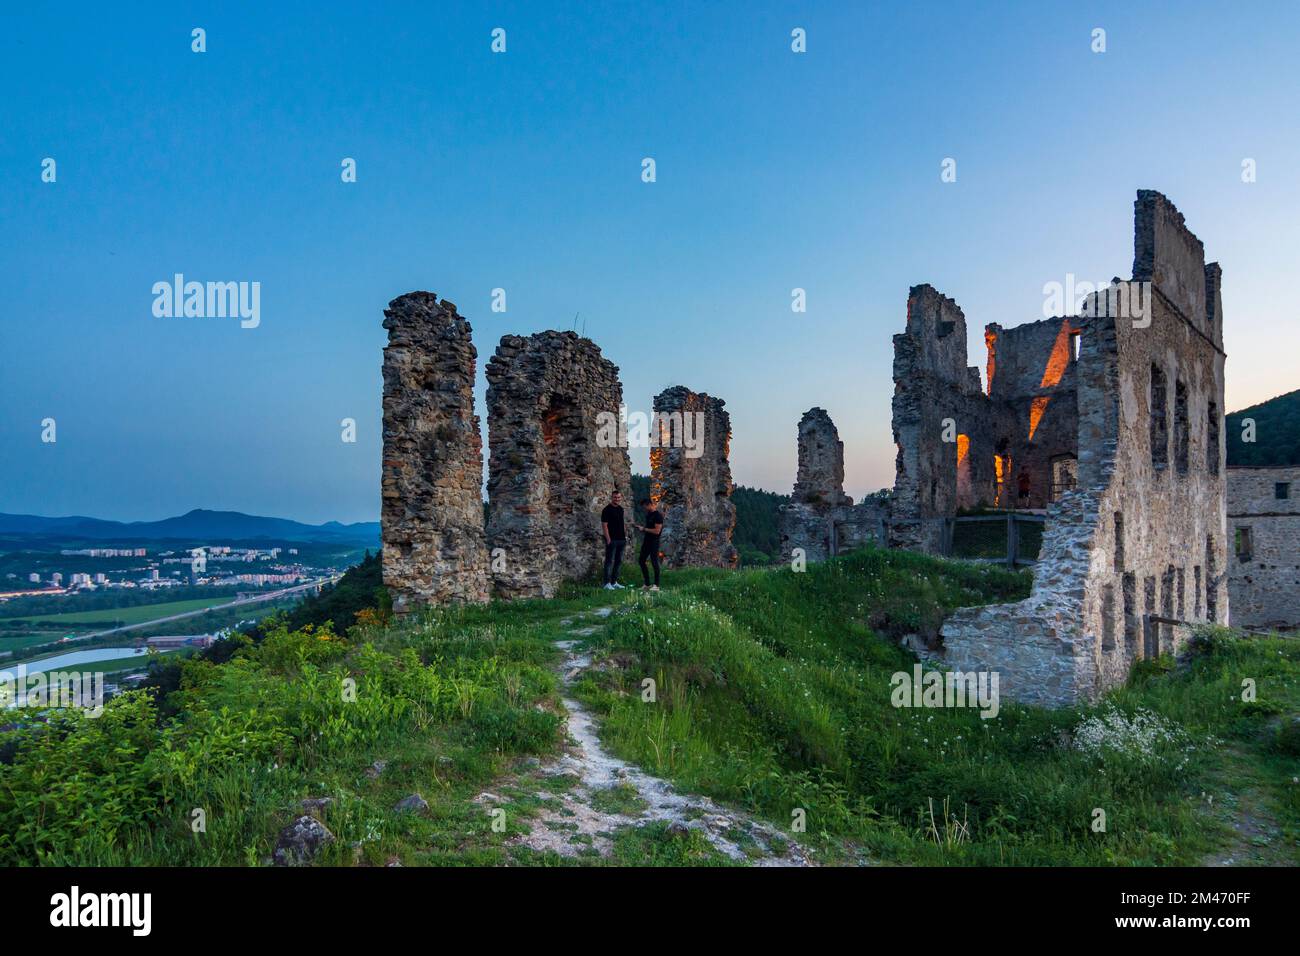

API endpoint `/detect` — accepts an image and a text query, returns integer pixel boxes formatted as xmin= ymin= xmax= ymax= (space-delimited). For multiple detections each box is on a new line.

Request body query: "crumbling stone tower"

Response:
xmin=890 ymin=286 xmax=1007 ymax=553
xmin=793 ymin=407 xmax=851 ymax=507
xmin=485 ymin=331 xmax=633 ymax=598
xmin=650 ymin=386 xmax=739 ymax=568
xmin=380 ymin=292 xmax=490 ymax=612
xmin=778 ymin=408 xmax=886 ymax=561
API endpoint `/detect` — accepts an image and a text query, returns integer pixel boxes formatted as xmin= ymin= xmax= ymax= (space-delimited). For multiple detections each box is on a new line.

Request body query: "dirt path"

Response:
xmin=482 ymin=606 xmax=814 ymax=866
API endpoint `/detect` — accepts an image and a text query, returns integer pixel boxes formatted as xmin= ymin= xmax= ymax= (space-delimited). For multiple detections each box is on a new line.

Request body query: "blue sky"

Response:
xmin=2 ymin=1 xmax=1298 ymax=523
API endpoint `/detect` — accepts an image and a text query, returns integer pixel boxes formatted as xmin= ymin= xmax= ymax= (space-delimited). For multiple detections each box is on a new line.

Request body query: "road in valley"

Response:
xmin=59 ymin=576 xmax=341 ymax=644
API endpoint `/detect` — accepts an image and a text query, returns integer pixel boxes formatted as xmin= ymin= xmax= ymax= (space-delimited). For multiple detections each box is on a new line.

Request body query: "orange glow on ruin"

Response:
xmin=984 ymin=329 xmax=998 ymax=394
xmin=1027 ymin=396 xmax=1051 ymax=440
xmin=956 ymin=433 xmax=970 ymax=465
xmin=1027 ymin=318 xmax=1076 ymax=439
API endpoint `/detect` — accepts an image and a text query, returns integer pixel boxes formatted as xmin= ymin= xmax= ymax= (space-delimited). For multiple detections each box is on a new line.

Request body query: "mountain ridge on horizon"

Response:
xmin=0 ymin=507 xmax=380 ymax=544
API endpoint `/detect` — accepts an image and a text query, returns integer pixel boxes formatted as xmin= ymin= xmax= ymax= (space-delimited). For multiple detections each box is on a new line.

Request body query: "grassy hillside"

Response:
xmin=2 ymin=547 xmax=1295 ymax=866
xmin=1227 ymin=388 xmax=1300 ymax=466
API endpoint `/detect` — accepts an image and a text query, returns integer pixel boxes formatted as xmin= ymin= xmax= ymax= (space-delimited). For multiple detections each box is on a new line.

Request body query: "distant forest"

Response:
xmin=1227 ymin=389 xmax=1300 ymax=466
xmin=630 ymin=474 xmax=788 ymax=565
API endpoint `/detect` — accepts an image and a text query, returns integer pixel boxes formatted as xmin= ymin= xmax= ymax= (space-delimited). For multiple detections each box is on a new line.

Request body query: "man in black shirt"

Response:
xmin=600 ymin=491 xmax=627 ymax=589
xmin=635 ymin=498 xmax=664 ymax=591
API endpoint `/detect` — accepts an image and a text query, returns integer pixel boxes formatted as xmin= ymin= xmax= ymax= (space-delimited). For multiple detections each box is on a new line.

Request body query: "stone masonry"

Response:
xmin=889 ymin=287 xmax=1078 ymax=554
xmin=778 ymin=408 xmax=886 ymax=562
xmin=380 ymin=292 xmax=490 ymax=613
xmin=1227 ymin=465 xmax=1300 ymax=630
xmin=485 ymin=331 xmax=633 ymax=598
xmin=933 ymin=191 xmax=1229 ymax=706
xmin=650 ymin=386 xmax=739 ymax=568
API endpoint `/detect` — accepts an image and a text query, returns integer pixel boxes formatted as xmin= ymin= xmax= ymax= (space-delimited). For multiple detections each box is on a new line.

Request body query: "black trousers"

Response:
xmin=639 ymin=538 xmax=661 ymax=586
xmin=603 ymin=540 xmax=625 ymax=584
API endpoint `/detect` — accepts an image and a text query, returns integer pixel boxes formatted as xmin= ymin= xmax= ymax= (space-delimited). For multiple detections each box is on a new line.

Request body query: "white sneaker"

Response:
xmin=650 ymin=585 xmax=660 ymax=592
xmin=613 ymin=583 xmax=626 ymax=589
xmin=603 ymin=583 xmax=615 ymax=590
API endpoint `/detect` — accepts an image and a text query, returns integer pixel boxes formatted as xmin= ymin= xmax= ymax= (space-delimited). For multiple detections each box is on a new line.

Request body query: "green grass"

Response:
xmin=0 ymin=630 xmax=74 ymax=651
xmin=5 ymin=596 xmax=232 ymax=626
xmin=2 ymin=546 xmax=1294 ymax=867
xmin=570 ymin=549 xmax=1300 ymax=865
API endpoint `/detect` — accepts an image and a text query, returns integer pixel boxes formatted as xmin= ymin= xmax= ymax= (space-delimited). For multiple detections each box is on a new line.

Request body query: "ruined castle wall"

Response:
xmin=1227 ymin=465 xmax=1300 ymax=629
xmin=650 ymin=386 xmax=738 ymax=568
xmin=890 ymin=285 xmax=1005 ymax=551
xmin=381 ymin=293 xmax=490 ymax=612
xmin=778 ymin=407 xmax=886 ymax=562
xmin=485 ymin=331 xmax=633 ymax=598
xmin=986 ymin=317 xmax=1081 ymax=509
xmin=942 ymin=192 xmax=1228 ymax=707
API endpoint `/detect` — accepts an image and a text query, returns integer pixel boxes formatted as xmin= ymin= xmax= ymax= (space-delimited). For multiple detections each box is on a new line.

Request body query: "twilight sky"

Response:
xmin=2 ymin=1 xmax=1298 ymax=524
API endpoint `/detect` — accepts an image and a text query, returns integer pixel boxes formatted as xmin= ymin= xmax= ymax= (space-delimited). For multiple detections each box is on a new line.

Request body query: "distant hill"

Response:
xmin=0 ymin=508 xmax=380 ymax=545
xmin=1227 ymin=389 xmax=1300 ymax=466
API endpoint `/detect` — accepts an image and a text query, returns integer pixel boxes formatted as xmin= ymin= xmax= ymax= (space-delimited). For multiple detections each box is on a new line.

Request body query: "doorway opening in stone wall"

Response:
xmin=1050 ymin=454 xmax=1078 ymax=502
xmin=541 ymin=395 xmax=581 ymax=519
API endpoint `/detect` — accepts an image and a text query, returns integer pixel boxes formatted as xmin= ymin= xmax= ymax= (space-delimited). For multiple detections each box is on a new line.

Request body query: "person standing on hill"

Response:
xmin=601 ymin=491 xmax=627 ymax=590
xmin=635 ymin=498 xmax=664 ymax=591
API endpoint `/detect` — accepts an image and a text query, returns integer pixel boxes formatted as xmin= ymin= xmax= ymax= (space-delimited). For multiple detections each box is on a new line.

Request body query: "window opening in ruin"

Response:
xmin=956 ymin=434 xmax=971 ymax=506
xmin=1143 ymin=576 xmax=1157 ymax=659
xmin=1050 ymin=455 xmax=1077 ymax=501
xmin=1193 ymin=565 xmax=1202 ymax=619
xmin=541 ymin=396 xmax=579 ymax=517
xmin=1150 ymin=364 xmax=1168 ymax=470
xmin=1177 ymin=567 xmax=1185 ymax=620
xmin=1206 ymin=537 xmax=1218 ymax=620
xmin=1174 ymin=379 xmax=1189 ymax=475
xmin=1234 ymin=526 xmax=1253 ymax=562
xmin=984 ymin=329 xmax=998 ymax=395
xmin=1276 ymin=482 xmax=1291 ymax=500
xmin=1161 ymin=566 xmax=1175 ymax=652
xmin=1102 ymin=584 xmax=1116 ymax=651
xmin=1122 ymin=571 xmax=1137 ymax=653
xmin=1207 ymin=401 xmax=1220 ymax=476
xmin=1069 ymin=330 xmax=1081 ymax=363
xmin=1113 ymin=512 xmax=1125 ymax=572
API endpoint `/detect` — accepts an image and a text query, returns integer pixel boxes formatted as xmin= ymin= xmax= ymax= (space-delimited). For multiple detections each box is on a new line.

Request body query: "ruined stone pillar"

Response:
xmin=650 ymin=386 xmax=739 ymax=568
xmin=792 ymin=407 xmax=850 ymax=507
xmin=485 ymin=331 xmax=633 ymax=598
xmin=778 ymin=408 xmax=886 ymax=562
xmin=380 ymin=293 xmax=490 ymax=612
xmin=779 ymin=408 xmax=849 ymax=562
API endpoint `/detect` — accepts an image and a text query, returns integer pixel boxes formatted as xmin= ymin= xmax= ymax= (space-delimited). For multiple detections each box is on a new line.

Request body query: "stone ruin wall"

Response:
xmin=380 ymin=292 xmax=490 ymax=613
xmin=778 ymin=407 xmax=886 ymax=562
xmin=985 ymin=316 xmax=1081 ymax=509
xmin=650 ymin=386 xmax=739 ymax=569
xmin=1227 ymin=465 xmax=1300 ymax=630
xmin=485 ymin=331 xmax=633 ymax=599
xmin=941 ymin=191 xmax=1229 ymax=706
xmin=889 ymin=285 xmax=1010 ymax=553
